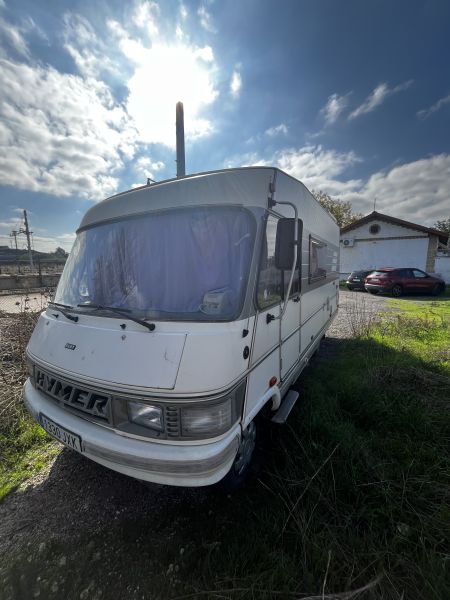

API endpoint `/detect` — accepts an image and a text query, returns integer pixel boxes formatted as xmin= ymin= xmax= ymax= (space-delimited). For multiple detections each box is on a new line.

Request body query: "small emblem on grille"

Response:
xmin=65 ymin=343 xmax=76 ymax=350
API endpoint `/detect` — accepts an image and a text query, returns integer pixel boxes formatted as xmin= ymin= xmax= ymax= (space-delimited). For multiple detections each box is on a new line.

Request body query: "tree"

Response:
xmin=313 ymin=190 xmax=363 ymax=228
xmin=54 ymin=246 xmax=68 ymax=258
xmin=433 ymin=218 xmax=450 ymax=234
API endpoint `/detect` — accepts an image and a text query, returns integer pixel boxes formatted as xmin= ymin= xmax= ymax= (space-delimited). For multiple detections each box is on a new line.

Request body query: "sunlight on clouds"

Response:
xmin=121 ymin=40 xmax=218 ymax=146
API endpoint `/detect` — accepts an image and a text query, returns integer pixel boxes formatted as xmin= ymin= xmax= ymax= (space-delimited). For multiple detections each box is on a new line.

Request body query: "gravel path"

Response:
xmin=0 ymin=291 xmax=389 ymax=599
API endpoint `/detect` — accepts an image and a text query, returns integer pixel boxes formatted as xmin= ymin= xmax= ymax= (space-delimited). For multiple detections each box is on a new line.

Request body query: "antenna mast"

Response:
xmin=176 ymin=101 xmax=185 ymax=178
xmin=21 ymin=210 xmax=34 ymax=271
xmin=10 ymin=230 xmax=21 ymax=274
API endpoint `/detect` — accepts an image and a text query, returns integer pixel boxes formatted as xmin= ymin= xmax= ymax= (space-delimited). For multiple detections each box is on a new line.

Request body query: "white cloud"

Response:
xmin=179 ymin=3 xmax=188 ymax=20
xmin=198 ymin=5 xmax=216 ymax=33
xmin=0 ymin=58 xmax=138 ymax=200
xmin=230 ymin=70 xmax=242 ymax=98
xmin=417 ymin=94 xmax=450 ymax=120
xmin=349 ymin=80 xmax=413 ymax=120
xmin=195 ymin=45 xmax=214 ymax=62
xmin=132 ymin=1 xmax=160 ymax=38
xmin=63 ymin=13 xmax=117 ymax=79
xmin=135 ymin=156 xmax=165 ymax=180
xmin=345 ymin=154 xmax=450 ymax=223
xmin=0 ymin=16 xmax=29 ymax=58
xmin=227 ymin=145 xmax=450 ymax=225
xmin=265 ymin=123 xmax=288 ymax=137
xmin=320 ymin=92 xmax=351 ymax=125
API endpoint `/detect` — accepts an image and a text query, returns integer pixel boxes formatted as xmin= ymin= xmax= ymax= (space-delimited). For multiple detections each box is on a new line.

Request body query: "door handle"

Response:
xmin=292 ymin=296 xmax=300 ymax=303
xmin=266 ymin=313 xmax=276 ymax=324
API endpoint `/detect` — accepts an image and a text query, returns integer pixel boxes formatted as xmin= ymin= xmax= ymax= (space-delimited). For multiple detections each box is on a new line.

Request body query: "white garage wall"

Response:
xmin=435 ymin=256 xmax=450 ymax=283
xmin=340 ymin=237 xmax=429 ymax=275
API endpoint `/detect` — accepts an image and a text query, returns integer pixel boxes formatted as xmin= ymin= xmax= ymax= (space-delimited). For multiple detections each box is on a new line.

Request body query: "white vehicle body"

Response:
xmin=23 ymin=167 xmax=339 ymax=487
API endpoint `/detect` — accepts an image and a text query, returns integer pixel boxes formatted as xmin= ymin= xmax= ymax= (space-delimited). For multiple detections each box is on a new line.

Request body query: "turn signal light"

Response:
xmin=269 ymin=376 xmax=277 ymax=387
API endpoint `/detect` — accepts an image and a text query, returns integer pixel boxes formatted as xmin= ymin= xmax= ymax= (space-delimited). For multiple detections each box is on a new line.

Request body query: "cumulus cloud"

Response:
xmin=198 ymin=5 xmax=216 ymax=33
xmin=320 ymin=92 xmax=351 ymax=125
xmin=230 ymin=70 xmax=242 ymax=98
xmin=63 ymin=13 xmax=118 ymax=79
xmin=135 ymin=156 xmax=165 ymax=181
xmin=417 ymin=93 xmax=450 ymax=120
xmin=227 ymin=145 xmax=450 ymax=225
xmin=0 ymin=58 xmax=138 ymax=200
xmin=349 ymin=80 xmax=413 ymax=120
xmin=265 ymin=123 xmax=288 ymax=137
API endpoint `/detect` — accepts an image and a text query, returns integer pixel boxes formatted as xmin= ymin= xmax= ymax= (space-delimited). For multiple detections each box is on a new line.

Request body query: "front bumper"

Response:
xmin=23 ymin=379 xmax=240 ymax=487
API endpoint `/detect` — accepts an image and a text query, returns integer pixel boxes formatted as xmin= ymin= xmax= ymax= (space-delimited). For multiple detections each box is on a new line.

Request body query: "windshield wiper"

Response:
xmin=48 ymin=301 xmax=79 ymax=323
xmin=77 ymin=303 xmax=155 ymax=332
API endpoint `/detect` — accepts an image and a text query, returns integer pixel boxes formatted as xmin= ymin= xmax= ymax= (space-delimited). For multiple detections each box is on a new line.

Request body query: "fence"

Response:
xmin=0 ymin=288 xmax=54 ymax=315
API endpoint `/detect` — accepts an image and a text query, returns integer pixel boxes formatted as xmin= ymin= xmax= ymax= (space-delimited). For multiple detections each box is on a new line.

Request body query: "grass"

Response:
xmin=1 ymin=296 xmax=449 ymax=599
xmin=0 ymin=306 xmax=56 ymax=502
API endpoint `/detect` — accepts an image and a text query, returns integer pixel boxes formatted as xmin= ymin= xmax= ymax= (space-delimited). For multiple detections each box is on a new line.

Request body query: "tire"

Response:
xmin=368 ymin=290 xmax=378 ymax=295
xmin=431 ymin=283 xmax=443 ymax=296
xmin=391 ymin=284 xmax=403 ymax=298
xmin=218 ymin=419 xmax=262 ymax=492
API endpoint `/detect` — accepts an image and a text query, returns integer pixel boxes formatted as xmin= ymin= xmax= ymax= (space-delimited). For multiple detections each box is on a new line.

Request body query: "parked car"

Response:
xmin=364 ymin=268 xmax=445 ymax=297
xmin=346 ymin=270 xmax=374 ymax=291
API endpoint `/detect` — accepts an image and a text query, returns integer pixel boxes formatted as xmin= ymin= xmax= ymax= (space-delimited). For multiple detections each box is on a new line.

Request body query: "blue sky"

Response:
xmin=0 ymin=0 xmax=449 ymax=252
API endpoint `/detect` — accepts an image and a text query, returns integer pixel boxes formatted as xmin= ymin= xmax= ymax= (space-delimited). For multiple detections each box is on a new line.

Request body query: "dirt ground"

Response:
xmin=0 ymin=290 xmax=389 ymax=600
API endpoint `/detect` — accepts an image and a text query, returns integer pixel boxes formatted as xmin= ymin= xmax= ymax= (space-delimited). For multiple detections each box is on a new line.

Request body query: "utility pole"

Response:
xmin=20 ymin=209 xmax=34 ymax=271
xmin=176 ymin=101 xmax=185 ymax=178
xmin=10 ymin=230 xmax=21 ymax=274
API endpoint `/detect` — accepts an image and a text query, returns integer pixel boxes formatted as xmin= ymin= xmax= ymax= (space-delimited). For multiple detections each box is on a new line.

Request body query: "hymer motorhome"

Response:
xmin=23 ymin=167 xmax=339 ymax=488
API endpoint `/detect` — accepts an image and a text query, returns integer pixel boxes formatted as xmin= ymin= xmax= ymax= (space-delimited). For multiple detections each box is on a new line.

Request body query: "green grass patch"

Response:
xmin=0 ymin=416 xmax=58 ymax=501
xmin=2 ymin=301 xmax=449 ymax=599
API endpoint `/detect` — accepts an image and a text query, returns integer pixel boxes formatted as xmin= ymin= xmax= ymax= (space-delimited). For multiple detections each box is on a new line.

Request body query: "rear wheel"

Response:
xmin=391 ymin=284 xmax=403 ymax=298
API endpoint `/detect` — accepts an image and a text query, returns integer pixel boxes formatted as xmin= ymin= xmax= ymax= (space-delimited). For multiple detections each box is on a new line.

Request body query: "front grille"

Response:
xmin=34 ymin=367 xmax=112 ymax=423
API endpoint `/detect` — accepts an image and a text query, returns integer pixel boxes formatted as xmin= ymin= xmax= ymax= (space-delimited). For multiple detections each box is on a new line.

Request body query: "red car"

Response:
xmin=364 ymin=268 xmax=445 ymax=297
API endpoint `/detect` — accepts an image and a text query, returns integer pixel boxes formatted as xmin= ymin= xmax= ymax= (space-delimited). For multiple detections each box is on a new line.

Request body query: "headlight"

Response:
xmin=181 ymin=399 xmax=232 ymax=436
xmin=128 ymin=401 xmax=163 ymax=432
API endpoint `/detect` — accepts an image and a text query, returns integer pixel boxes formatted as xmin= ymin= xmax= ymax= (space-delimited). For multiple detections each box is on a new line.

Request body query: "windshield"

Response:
xmin=55 ymin=206 xmax=255 ymax=321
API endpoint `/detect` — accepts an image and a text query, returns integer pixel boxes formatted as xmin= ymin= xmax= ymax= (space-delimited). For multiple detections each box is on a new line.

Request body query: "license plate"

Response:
xmin=39 ymin=413 xmax=82 ymax=452
xmin=353 ymin=278 xmax=360 ymax=281
xmin=371 ymin=279 xmax=379 ymax=283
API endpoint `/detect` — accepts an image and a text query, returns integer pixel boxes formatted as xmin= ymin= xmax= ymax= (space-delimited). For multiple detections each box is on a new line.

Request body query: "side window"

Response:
xmin=257 ymin=216 xmax=282 ymax=308
xmin=412 ymin=269 xmax=427 ymax=278
xmin=309 ymin=236 xmax=327 ymax=282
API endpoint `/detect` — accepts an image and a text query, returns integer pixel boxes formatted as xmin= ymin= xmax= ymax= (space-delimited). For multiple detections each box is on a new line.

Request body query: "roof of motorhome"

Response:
xmin=78 ymin=166 xmax=333 ymax=231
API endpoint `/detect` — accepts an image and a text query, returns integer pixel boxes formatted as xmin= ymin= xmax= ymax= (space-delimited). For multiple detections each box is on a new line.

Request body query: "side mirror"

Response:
xmin=275 ymin=218 xmax=303 ymax=270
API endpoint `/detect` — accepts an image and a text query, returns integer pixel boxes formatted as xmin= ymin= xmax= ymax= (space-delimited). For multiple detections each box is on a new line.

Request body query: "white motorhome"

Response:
xmin=23 ymin=167 xmax=339 ymax=488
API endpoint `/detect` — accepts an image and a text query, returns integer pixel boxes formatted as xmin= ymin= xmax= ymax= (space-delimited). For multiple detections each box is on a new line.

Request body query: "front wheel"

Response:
xmin=431 ymin=283 xmax=443 ymax=296
xmin=219 ymin=420 xmax=260 ymax=492
xmin=391 ymin=284 xmax=403 ymax=298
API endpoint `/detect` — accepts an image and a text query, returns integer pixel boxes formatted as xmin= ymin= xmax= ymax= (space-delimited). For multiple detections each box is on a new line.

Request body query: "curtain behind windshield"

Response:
xmin=56 ymin=207 xmax=254 ymax=319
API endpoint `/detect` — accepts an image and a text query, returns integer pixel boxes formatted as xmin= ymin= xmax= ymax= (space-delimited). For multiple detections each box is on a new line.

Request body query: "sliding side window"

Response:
xmin=309 ymin=236 xmax=328 ymax=283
